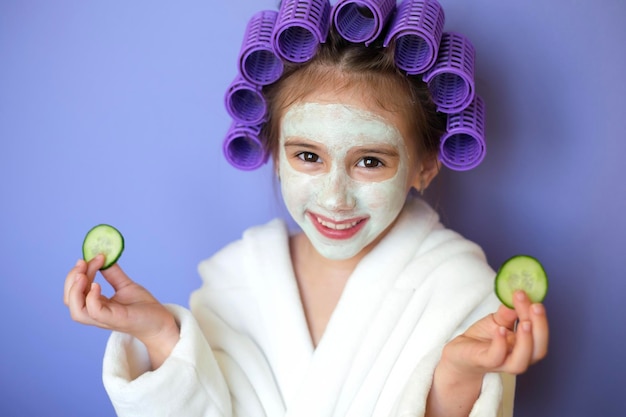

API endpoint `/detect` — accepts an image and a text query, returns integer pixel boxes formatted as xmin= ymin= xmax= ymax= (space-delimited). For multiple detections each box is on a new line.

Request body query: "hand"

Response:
xmin=442 ymin=291 xmax=549 ymax=378
xmin=63 ymin=255 xmax=180 ymax=368
xmin=424 ymin=292 xmax=549 ymax=417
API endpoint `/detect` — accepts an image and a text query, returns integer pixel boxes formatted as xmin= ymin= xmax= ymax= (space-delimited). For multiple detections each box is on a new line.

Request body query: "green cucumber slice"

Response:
xmin=495 ymin=255 xmax=548 ymax=308
xmin=82 ymin=224 xmax=125 ymax=270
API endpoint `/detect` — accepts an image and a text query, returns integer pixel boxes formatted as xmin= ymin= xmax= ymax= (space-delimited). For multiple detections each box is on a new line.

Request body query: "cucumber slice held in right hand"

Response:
xmin=82 ymin=224 xmax=125 ymax=270
xmin=495 ymin=255 xmax=548 ymax=308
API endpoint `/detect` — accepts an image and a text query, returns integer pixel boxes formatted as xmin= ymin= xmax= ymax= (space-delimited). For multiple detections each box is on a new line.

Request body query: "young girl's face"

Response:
xmin=278 ymin=85 xmax=423 ymax=260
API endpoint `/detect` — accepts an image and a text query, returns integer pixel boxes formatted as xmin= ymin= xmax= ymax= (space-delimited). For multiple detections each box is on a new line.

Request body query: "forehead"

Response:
xmin=299 ymin=77 xmax=402 ymax=116
xmin=281 ymin=77 xmax=411 ymax=133
xmin=282 ymin=102 xmax=404 ymax=147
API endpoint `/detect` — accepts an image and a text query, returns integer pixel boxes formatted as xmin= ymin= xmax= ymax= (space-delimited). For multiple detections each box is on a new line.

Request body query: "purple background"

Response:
xmin=1 ymin=0 xmax=625 ymax=416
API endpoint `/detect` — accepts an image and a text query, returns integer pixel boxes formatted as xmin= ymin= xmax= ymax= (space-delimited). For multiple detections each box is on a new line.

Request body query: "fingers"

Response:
xmin=67 ymin=274 xmax=116 ymax=329
xmin=63 ymin=255 xmax=105 ymax=305
xmin=85 ymin=254 xmax=105 ymax=281
xmin=513 ymin=291 xmax=549 ymax=361
xmin=63 ymin=259 xmax=86 ymax=305
xmin=512 ymin=291 xmax=532 ymax=322
xmin=84 ymin=282 xmax=114 ymax=329
xmin=496 ymin=291 xmax=549 ymax=373
xmin=529 ymin=303 xmax=549 ymax=361
xmin=64 ymin=258 xmax=137 ymax=333
xmin=492 ymin=304 xmax=519 ymax=330
xmin=67 ymin=273 xmax=95 ymax=325
xmin=501 ymin=291 xmax=533 ymax=372
xmin=482 ymin=326 xmax=509 ymax=368
xmin=501 ymin=320 xmax=535 ymax=374
xmin=65 ymin=255 xmax=106 ymax=324
xmin=493 ymin=290 xmax=533 ymax=327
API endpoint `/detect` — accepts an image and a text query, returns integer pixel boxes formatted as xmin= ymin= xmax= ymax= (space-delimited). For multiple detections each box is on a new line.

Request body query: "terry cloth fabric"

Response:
xmin=102 ymin=195 xmax=515 ymax=417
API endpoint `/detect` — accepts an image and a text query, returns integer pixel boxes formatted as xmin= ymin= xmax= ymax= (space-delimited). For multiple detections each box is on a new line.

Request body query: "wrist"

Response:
xmin=437 ymin=343 xmax=486 ymax=386
xmin=426 ymin=349 xmax=485 ymax=417
xmin=140 ymin=315 xmax=180 ymax=370
xmin=434 ymin=357 xmax=484 ymax=390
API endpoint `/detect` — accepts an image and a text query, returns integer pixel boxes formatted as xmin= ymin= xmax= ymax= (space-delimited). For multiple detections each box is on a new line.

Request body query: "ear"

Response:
xmin=409 ymin=156 xmax=441 ymax=193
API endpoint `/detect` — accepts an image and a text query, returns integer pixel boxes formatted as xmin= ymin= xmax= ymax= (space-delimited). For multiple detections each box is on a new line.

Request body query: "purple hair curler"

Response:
xmin=223 ymin=122 xmax=268 ymax=171
xmin=439 ymin=94 xmax=485 ymax=171
xmin=423 ymin=32 xmax=475 ymax=114
xmin=224 ymin=75 xmax=267 ymax=125
xmin=332 ymin=0 xmax=396 ymax=46
xmin=238 ymin=10 xmax=284 ymax=86
xmin=383 ymin=0 xmax=445 ymax=75
xmin=272 ymin=0 xmax=331 ymax=63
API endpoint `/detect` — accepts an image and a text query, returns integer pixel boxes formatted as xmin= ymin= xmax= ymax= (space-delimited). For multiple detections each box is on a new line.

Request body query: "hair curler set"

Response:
xmin=222 ymin=0 xmax=486 ymax=172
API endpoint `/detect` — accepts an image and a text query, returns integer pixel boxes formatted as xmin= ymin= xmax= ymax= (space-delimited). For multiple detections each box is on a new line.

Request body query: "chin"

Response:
xmin=319 ymin=249 xmax=359 ymax=261
xmin=310 ymin=239 xmax=369 ymax=261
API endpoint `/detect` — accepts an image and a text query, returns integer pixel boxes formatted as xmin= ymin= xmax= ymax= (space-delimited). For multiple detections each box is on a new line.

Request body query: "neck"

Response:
xmin=290 ymin=233 xmax=360 ymax=347
xmin=292 ymin=233 xmax=367 ymax=279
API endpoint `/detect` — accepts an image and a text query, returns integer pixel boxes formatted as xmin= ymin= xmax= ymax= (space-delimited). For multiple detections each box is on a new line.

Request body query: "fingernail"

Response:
xmin=75 ymin=259 xmax=82 ymax=267
xmin=515 ymin=291 xmax=526 ymax=301
xmin=74 ymin=274 xmax=81 ymax=282
xmin=499 ymin=326 xmax=507 ymax=336
xmin=532 ymin=304 xmax=544 ymax=315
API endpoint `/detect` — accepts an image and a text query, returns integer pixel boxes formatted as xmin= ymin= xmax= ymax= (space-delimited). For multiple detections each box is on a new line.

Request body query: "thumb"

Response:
xmin=493 ymin=304 xmax=519 ymax=330
xmin=100 ymin=263 xmax=134 ymax=292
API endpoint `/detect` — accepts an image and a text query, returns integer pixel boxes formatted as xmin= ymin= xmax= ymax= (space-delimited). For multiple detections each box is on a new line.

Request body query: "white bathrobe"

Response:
xmin=102 ymin=196 xmax=515 ymax=417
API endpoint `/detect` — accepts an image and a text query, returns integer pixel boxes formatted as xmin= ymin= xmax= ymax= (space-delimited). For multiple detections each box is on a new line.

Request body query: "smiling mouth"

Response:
xmin=308 ymin=213 xmax=368 ymax=239
xmin=316 ymin=216 xmax=361 ymax=230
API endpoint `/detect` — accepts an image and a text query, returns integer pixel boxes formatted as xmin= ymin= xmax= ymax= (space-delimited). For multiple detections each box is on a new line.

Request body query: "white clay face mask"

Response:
xmin=279 ymin=102 xmax=412 ymax=260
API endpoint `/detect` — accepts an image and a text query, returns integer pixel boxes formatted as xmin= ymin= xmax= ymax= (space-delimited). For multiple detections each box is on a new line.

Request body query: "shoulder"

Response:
xmin=390 ymin=196 xmax=485 ymax=260
xmin=395 ymin=198 xmax=500 ymax=318
xmin=196 ymin=218 xmax=290 ymax=288
xmin=402 ymin=196 xmax=488 ymax=262
xmin=393 ymin=196 xmax=495 ymax=288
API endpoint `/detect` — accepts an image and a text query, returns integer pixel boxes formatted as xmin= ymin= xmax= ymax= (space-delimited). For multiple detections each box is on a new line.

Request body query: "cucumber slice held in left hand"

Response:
xmin=495 ymin=255 xmax=548 ymax=308
xmin=82 ymin=224 xmax=125 ymax=270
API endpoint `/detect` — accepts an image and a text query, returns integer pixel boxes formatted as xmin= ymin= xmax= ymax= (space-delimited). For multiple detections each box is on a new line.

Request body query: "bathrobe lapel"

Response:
xmin=242 ymin=219 xmax=314 ymax=408
xmin=245 ymin=197 xmax=440 ymax=416
xmin=294 ymin=198 xmax=438 ymax=417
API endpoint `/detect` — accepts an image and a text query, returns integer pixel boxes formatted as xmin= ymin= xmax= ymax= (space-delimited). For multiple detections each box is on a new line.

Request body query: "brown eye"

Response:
xmin=298 ymin=152 xmax=320 ymax=163
xmin=358 ymin=157 xmax=383 ymax=168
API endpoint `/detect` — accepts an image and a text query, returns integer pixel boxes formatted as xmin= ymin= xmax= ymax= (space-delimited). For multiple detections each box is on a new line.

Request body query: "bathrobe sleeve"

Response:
xmin=378 ymin=199 xmax=516 ymax=417
xmin=102 ymin=303 xmax=232 ymax=417
xmin=101 ymin=221 xmax=289 ymax=417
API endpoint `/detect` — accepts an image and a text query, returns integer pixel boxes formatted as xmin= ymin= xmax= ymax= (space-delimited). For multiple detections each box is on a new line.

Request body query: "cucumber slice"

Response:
xmin=82 ymin=224 xmax=125 ymax=270
xmin=495 ymin=255 xmax=548 ymax=308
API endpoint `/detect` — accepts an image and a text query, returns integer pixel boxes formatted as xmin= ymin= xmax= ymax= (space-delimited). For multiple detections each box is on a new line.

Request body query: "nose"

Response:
xmin=316 ymin=166 xmax=356 ymax=211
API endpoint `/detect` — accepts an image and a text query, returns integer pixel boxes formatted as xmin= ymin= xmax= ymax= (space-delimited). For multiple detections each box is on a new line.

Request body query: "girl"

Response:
xmin=64 ymin=12 xmax=548 ymax=417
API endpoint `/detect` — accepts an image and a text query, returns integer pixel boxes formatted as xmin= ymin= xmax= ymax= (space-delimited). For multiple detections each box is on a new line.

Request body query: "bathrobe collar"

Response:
xmin=241 ymin=195 xmax=439 ymax=410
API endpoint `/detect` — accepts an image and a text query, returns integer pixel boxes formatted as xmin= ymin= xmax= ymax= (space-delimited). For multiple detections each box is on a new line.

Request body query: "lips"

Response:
xmin=308 ymin=212 xmax=368 ymax=240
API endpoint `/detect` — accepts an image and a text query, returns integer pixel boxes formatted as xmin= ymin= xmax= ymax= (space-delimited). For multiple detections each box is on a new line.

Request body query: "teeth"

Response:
xmin=317 ymin=217 xmax=359 ymax=230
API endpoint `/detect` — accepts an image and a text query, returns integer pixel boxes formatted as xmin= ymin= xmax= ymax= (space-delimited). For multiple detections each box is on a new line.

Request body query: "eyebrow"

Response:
xmin=283 ymin=138 xmax=322 ymax=150
xmin=283 ymin=138 xmax=401 ymax=158
xmin=352 ymin=147 xmax=400 ymax=158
